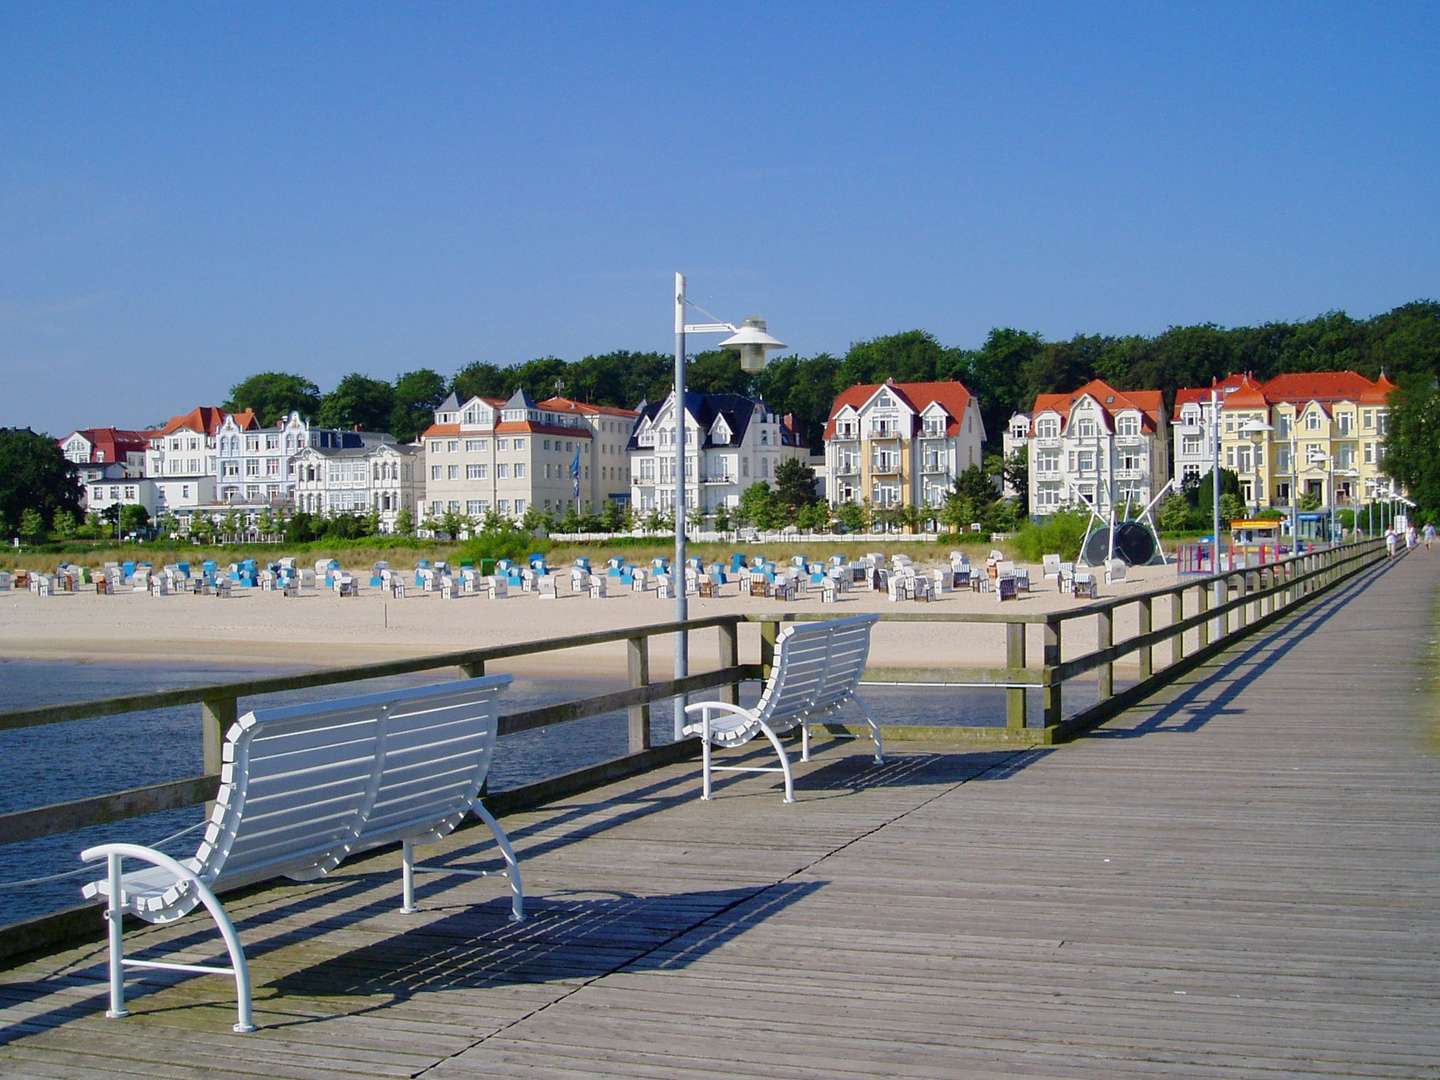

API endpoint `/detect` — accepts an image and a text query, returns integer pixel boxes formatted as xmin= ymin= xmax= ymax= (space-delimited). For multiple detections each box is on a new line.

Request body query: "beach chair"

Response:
xmin=821 ymin=577 xmax=838 ymax=603
xmin=440 ymin=575 xmax=457 ymax=600
xmin=1105 ymin=558 xmax=1127 ymax=584
xmin=538 ymin=575 xmax=557 ymax=599
xmin=1042 ymin=554 xmax=1062 ymax=584
xmin=681 ymin=614 xmax=883 ymax=804
xmin=215 ymin=579 xmax=232 ymax=598
xmin=1015 ymin=568 xmax=1031 ymax=593
xmin=488 ymin=576 xmax=508 ymax=599
xmin=150 ymin=576 xmax=170 ymax=597
xmin=1073 ymin=571 xmax=1098 ymax=599
xmin=78 ymin=675 xmax=521 ymax=1034
xmin=1058 ymin=563 xmax=1075 ymax=595
xmin=631 ymin=569 xmax=647 ymax=592
xmin=749 ymin=576 xmax=768 ymax=598
xmin=589 ymin=575 xmax=607 ymax=599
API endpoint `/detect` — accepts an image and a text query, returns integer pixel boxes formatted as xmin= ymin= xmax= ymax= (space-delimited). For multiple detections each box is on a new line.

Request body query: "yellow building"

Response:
xmin=1171 ymin=371 xmax=1397 ymax=509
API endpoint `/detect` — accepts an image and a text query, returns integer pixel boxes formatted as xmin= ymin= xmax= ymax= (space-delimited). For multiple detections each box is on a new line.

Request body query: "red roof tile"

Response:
xmin=59 ymin=428 xmax=155 ymax=464
xmin=156 ymin=406 xmax=233 ymax=437
xmin=824 ymin=379 xmax=977 ymax=440
xmin=538 ymin=396 xmax=639 ymax=418
xmin=1028 ymin=379 xmax=1165 ymax=434
xmin=1172 ymin=370 xmax=1397 ymax=414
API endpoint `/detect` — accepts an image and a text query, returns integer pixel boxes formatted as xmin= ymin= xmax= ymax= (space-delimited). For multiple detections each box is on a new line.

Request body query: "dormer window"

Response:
xmin=1073 ymin=418 xmax=1098 ymax=438
xmin=1116 ymin=414 xmax=1140 ymax=437
xmin=1036 ymin=417 xmax=1060 ymax=439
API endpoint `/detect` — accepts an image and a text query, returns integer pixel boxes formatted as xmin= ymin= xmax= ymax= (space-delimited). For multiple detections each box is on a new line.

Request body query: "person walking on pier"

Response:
xmin=1424 ymin=522 xmax=1435 ymax=551
xmin=1385 ymin=526 xmax=1398 ymax=558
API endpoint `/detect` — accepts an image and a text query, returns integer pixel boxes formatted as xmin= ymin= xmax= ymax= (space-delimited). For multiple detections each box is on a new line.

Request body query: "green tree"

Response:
xmin=361 ymin=507 xmax=381 ymax=536
xmin=393 ymin=506 xmax=414 ymax=536
xmin=998 ymin=446 xmax=1028 ymax=512
xmin=898 ymin=505 xmax=925 ymax=534
xmin=439 ymin=509 xmax=466 ymax=540
xmin=1219 ymin=493 xmax=1246 ymax=525
xmin=0 ymin=428 xmax=82 ymax=530
xmin=450 ymin=361 xmax=511 ymax=403
xmin=1297 ymin=489 xmax=1322 ymax=512
xmin=836 ymin=500 xmax=868 ymax=533
xmin=940 ymin=493 xmax=978 ymax=534
xmin=318 ymin=374 xmax=396 ymax=432
xmin=389 ymin=368 xmax=448 ymax=442
xmin=684 ymin=350 xmax=753 ymax=397
xmin=599 ymin=500 xmax=625 ymax=532
xmin=1382 ymin=374 xmax=1440 ymax=519
xmin=796 ymin=501 xmax=830 ymax=532
xmin=223 ymin=372 xmax=321 ymax=426
xmin=19 ymin=507 xmax=47 ymax=541
xmin=838 ymin=330 xmax=946 ymax=388
xmin=222 ymin=509 xmax=242 ymax=539
xmin=712 ymin=504 xmax=732 ymax=532
xmin=773 ymin=457 xmax=818 ymax=510
xmin=521 ymin=504 xmax=550 ymax=533
xmin=952 ymin=464 xmax=998 ymax=507
xmin=738 ymin=482 xmax=783 ymax=531
xmin=51 ymin=508 xmax=78 ymax=538
xmin=118 ymin=504 xmax=150 ymax=535
xmin=156 ymin=511 xmax=181 ymax=539
xmin=1157 ymin=493 xmax=1192 ymax=534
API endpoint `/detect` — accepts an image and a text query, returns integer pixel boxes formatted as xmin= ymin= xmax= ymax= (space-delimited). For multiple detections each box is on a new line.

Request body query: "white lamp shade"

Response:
xmin=720 ymin=316 xmax=786 ymax=373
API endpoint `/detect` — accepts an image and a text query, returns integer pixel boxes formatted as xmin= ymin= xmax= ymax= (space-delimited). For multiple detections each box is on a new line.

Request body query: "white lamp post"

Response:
xmin=1237 ymin=418 xmax=1273 ymax=514
xmin=671 ymin=272 xmax=786 ymax=738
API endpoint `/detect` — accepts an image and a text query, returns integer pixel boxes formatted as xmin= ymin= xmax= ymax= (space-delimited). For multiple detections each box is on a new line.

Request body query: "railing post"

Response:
xmin=1261 ymin=567 xmax=1273 ymax=617
xmin=626 ymin=635 xmax=651 ymax=752
xmin=1005 ymin=622 xmax=1026 ymax=731
xmin=1235 ymin=571 xmax=1248 ymax=630
xmin=1197 ymin=584 xmax=1210 ymax=648
xmin=1041 ymin=617 xmax=1062 ymax=728
xmin=1096 ymin=609 xmax=1113 ymax=702
xmin=1137 ymin=596 xmax=1153 ymax=680
xmin=760 ymin=619 xmax=779 ymax=679
xmin=1169 ymin=591 xmax=1185 ymax=667
xmin=718 ymin=620 xmax=739 ymax=706
xmin=201 ymin=694 xmax=237 ymax=778
xmin=460 ymin=659 xmax=485 ymax=678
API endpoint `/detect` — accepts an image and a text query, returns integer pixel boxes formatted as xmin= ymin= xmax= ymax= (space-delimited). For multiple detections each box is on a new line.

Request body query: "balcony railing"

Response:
xmin=871 ymin=460 xmax=901 ymax=474
xmin=1034 ymin=436 xmax=1062 ymax=450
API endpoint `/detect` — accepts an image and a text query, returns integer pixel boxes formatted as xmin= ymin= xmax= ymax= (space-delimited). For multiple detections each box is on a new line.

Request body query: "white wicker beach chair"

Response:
xmin=681 ymin=614 xmax=882 ymax=804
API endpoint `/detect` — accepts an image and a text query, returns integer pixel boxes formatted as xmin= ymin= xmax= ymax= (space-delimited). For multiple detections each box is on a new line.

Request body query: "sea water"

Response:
xmin=0 ymin=657 xmax=1077 ymax=925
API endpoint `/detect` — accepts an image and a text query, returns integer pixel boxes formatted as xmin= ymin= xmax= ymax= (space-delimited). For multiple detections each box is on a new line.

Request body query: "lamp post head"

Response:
xmin=720 ymin=316 xmax=786 ymax=373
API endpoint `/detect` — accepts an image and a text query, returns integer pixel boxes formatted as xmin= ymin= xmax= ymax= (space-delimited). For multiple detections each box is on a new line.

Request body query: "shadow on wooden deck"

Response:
xmin=1085 ymin=553 xmax=1407 ymax=740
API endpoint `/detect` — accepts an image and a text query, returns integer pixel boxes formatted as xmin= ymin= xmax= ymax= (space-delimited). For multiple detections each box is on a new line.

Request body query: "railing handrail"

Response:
xmin=0 ymin=613 xmax=741 ymax=733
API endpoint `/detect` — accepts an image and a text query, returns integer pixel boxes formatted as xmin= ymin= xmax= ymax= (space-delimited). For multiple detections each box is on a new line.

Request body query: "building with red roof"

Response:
xmin=822 ymin=378 xmax=985 ymax=520
xmin=420 ymin=389 xmax=639 ymax=523
xmin=1171 ymin=370 xmax=1399 ymax=512
xmin=1003 ymin=378 xmax=1170 ymax=518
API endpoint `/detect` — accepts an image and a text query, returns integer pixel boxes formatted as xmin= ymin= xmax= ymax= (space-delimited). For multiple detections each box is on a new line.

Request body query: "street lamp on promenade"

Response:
xmin=671 ymin=272 xmax=786 ymax=737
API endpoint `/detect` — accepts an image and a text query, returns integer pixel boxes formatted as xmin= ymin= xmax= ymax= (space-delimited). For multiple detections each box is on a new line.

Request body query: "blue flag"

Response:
xmin=570 ymin=447 xmax=581 ymax=497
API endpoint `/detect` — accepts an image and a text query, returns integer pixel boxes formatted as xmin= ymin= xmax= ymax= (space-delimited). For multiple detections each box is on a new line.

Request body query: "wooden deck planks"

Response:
xmin=2 ymin=553 xmax=1437 ymax=1077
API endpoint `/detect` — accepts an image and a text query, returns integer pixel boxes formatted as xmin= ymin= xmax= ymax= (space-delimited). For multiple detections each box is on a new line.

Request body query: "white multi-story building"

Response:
xmin=57 ymin=428 xmax=154 ymax=508
xmin=141 ymin=405 xmax=237 ymax=510
xmin=822 ymin=379 xmax=986 ymax=518
xmin=627 ymin=391 xmax=807 ymax=518
xmin=292 ymin=438 xmax=421 ymax=532
xmin=1004 ymin=379 xmax=1170 ymax=518
xmin=420 ymin=389 xmax=634 ymax=522
xmin=216 ymin=410 xmax=356 ymax=507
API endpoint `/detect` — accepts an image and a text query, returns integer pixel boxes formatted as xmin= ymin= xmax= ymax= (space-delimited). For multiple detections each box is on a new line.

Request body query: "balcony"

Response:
xmin=1034 ymin=436 xmax=1062 ymax=450
xmin=871 ymin=459 xmax=901 ymax=475
xmin=921 ymin=461 xmax=947 ymax=473
xmin=1115 ymin=435 xmax=1146 ymax=447
xmin=1115 ymin=468 xmax=1144 ymax=481
xmin=634 ymin=477 xmax=656 ymax=487
xmin=699 ymin=474 xmax=736 ymax=485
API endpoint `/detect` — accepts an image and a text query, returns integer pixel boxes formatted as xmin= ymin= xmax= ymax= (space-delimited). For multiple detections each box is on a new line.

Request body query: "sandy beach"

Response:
xmin=0 ymin=559 xmax=1185 ymax=685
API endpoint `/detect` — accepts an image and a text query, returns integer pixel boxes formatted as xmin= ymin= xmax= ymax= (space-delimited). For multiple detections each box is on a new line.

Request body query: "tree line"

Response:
xmin=223 ymin=300 xmax=1438 ymax=454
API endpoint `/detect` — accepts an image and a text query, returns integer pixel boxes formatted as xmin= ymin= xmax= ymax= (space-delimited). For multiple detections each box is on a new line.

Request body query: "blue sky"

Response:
xmin=2 ymin=2 xmax=1436 ymax=436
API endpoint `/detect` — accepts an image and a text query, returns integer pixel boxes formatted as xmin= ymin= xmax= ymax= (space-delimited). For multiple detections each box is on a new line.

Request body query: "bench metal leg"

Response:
xmin=401 ymin=840 xmax=417 ymax=914
xmin=81 ymin=843 xmax=256 ymax=1033
xmin=470 ymin=800 xmax=525 ymax=922
xmin=855 ymin=693 xmax=885 ymax=765
xmin=756 ymin=720 xmax=796 ymax=805
xmin=701 ymin=722 xmax=713 ymax=801
xmin=800 ymin=721 xmax=811 ymax=763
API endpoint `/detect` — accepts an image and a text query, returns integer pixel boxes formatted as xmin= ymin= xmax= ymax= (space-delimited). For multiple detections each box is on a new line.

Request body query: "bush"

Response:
xmin=460 ymin=525 xmax=550 ymax=563
xmin=1011 ymin=508 xmax=1091 ymax=562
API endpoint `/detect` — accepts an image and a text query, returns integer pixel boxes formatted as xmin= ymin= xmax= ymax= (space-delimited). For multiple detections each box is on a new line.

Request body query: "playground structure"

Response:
xmin=1069 ymin=476 xmax=1172 ymax=569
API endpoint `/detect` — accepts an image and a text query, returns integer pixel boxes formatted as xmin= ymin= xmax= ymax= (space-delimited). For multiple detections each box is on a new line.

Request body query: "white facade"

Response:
xmin=216 ymin=411 xmax=357 ymax=506
xmin=293 ymin=441 xmax=422 ymax=532
xmin=84 ymin=476 xmax=160 ymax=518
xmin=1008 ymin=381 xmax=1170 ymax=518
xmin=628 ymin=391 xmax=807 ymax=518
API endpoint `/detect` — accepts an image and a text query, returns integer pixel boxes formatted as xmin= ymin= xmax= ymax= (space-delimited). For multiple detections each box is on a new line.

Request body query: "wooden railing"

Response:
xmin=0 ymin=539 xmax=1392 ymax=959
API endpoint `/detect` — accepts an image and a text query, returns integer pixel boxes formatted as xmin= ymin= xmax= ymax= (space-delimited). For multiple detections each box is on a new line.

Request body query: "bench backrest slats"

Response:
xmin=181 ymin=676 xmax=510 ymax=908
xmin=756 ymin=615 xmax=876 ymax=731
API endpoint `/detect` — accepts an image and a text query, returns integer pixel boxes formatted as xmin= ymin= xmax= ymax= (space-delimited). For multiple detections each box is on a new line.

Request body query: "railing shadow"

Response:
xmin=1085 ymin=555 xmax=1403 ymax=740
xmin=795 ymin=743 xmax=1057 ymax=796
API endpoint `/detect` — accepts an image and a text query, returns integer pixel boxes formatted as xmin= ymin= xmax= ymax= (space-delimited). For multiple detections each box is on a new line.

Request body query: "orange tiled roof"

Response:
xmin=1172 ymin=370 xmax=1397 ymax=416
xmin=538 ymin=396 xmax=639 ymax=418
xmin=155 ymin=406 xmax=235 ymax=438
xmin=421 ymin=420 xmax=592 ymax=439
xmin=824 ymin=379 xmax=976 ymax=440
xmin=1029 ymin=379 xmax=1164 ymax=435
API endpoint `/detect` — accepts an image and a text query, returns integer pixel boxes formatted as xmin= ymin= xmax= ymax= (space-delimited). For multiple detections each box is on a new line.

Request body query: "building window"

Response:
xmin=496 ymin=439 xmax=508 ymax=451
xmin=1306 ymin=411 xmax=1321 ymax=431
xmin=515 ymin=499 xmax=526 ymax=514
xmin=465 ymin=439 xmax=485 ymax=452
xmin=447 ymin=465 xmax=459 ymax=480
xmin=1036 ymin=417 xmax=1059 ymax=439
xmin=1182 ymin=435 xmax=1202 ymax=456
xmin=514 ymin=438 xmax=526 ymax=450
xmin=1073 ymin=418 xmax=1098 ymax=438
xmin=498 ymin=500 xmax=510 ymax=513
xmin=431 ymin=465 xmax=442 ymax=480
xmin=497 ymin=464 xmax=509 ymax=479
xmin=514 ymin=463 xmax=526 ymax=479
xmin=1338 ymin=412 xmax=1353 ymax=435
xmin=466 ymin=500 xmax=482 ymax=515
xmin=447 ymin=440 xmax=459 ymax=452
xmin=466 ymin=464 xmax=484 ymax=480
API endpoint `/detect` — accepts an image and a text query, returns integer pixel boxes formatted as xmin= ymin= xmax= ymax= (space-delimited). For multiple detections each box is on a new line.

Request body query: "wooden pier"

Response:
xmin=2 ymin=550 xmax=1437 ymax=1077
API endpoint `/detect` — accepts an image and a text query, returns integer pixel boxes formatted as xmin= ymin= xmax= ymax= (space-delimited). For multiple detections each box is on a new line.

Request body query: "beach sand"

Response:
xmin=0 ymin=560 xmax=1191 ymax=685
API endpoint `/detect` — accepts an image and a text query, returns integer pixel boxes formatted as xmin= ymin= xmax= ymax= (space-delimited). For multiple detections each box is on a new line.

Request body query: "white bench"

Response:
xmin=78 ymin=675 xmax=522 ymax=1033
xmin=681 ymin=614 xmax=882 ymax=804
